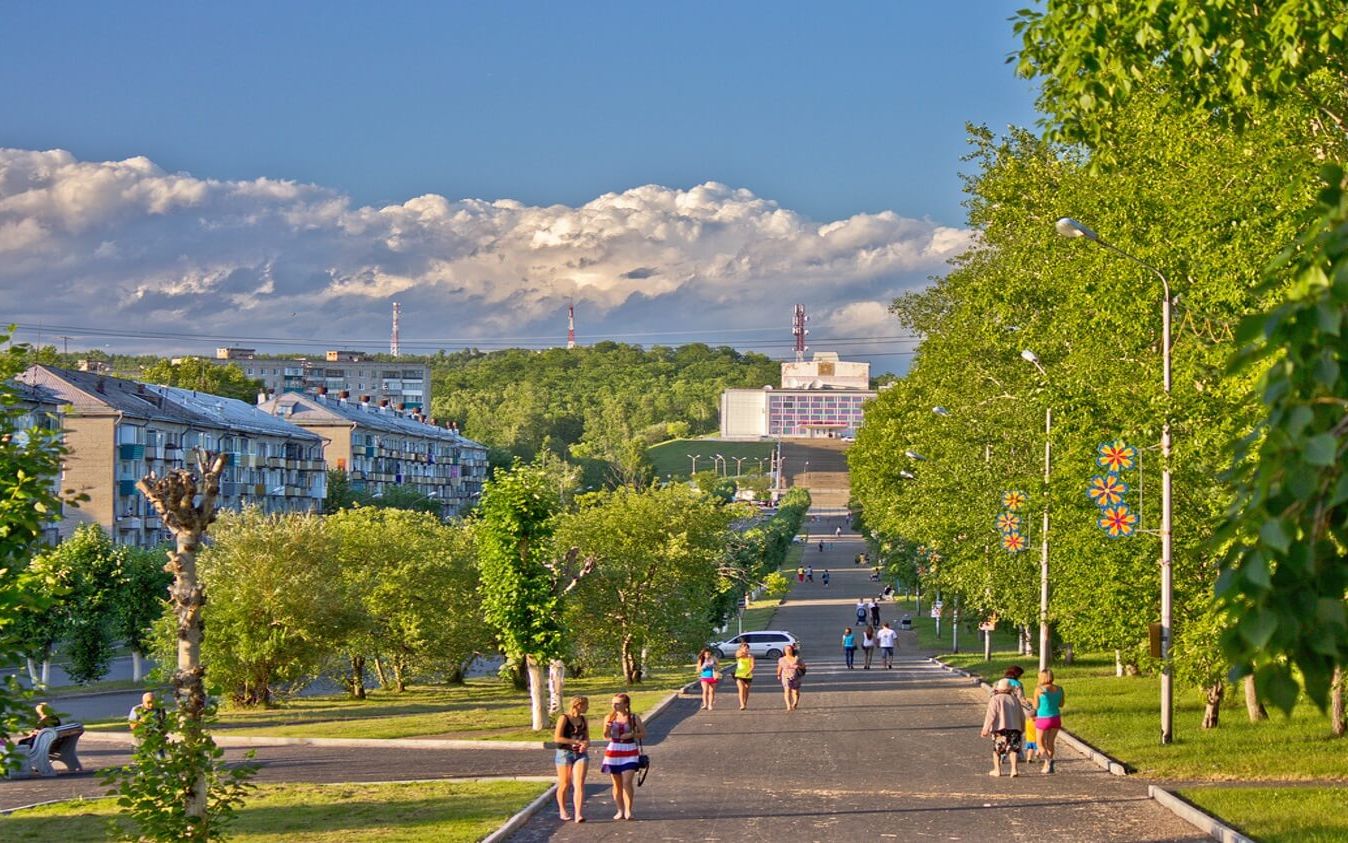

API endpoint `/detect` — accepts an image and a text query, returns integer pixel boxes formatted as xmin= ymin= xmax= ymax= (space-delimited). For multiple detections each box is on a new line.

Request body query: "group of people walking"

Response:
xmin=841 ymin=621 xmax=898 ymax=669
xmin=696 ymin=644 xmax=806 ymax=713
xmin=979 ymin=665 xmax=1066 ymax=776
xmin=551 ymin=692 xmax=648 ymax=824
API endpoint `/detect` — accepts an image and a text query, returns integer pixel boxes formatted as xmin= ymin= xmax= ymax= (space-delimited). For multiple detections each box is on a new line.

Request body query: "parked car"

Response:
xmin=710 ymin=630 xmax=800 ymax=660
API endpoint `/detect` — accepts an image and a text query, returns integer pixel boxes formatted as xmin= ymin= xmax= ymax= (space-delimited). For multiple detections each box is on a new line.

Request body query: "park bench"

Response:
xmin=5 ymin=722 xmax=85 ymax=778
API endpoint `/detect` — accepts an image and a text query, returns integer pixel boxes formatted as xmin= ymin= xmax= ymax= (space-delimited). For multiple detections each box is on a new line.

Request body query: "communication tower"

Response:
xmin=567 ymin=301 xmax=576 ymax=350
xmin=391 ymin=302 xmax=401 ymax=357
xmin=792 ymin=304 xmax=809 ymax=362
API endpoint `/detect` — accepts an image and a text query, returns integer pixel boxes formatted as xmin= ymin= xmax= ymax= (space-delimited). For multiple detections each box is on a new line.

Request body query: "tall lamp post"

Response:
xmin=1021 ymin=350 xmax=1053 ymax=673
xmin=1055 ymin=217 xmax=1174 ymax=745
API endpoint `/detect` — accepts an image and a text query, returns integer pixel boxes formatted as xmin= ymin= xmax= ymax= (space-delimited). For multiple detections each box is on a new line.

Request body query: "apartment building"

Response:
xmin=18 ymin=365 xmax=327 ymax=547
xmin=213 ymin=348 xmax=430 ymax=411
xmin=259 ymin=389 xmax=488 ymax=517
xmin=12 ymin=380 xmax=66 ymax=546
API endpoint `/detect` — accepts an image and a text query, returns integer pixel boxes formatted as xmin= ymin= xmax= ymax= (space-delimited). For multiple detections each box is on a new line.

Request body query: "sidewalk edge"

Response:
xmin=1148 ymin=785 xmax=1256 ymax=843
xmin=929 ymin=657 xmax=1128 ymax=776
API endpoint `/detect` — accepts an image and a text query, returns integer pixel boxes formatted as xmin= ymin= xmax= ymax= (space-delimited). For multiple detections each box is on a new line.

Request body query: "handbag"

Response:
xmin=636 ymin=739 xmax=650 ymax=786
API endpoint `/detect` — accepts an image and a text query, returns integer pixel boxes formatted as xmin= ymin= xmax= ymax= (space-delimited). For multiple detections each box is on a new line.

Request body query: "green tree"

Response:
xmin=1012 ymin=0 xmax=1348 ymax=709
xmin=474 ymin=460 xmax=592 ymax=730
xmin=558 ymin=485 xmax=741 ymax=682
xmin=140 ymin=358 xmax=262 ymax=403
xmin=326 ymin=508 xmax=485 ymax=695
xmin=155 ymin=509 xmax=359 ymax=707
xmin=112 ymin=544 xmax=173 ymax=683
xmin=0 ymin=333 xmax=68 ymax=746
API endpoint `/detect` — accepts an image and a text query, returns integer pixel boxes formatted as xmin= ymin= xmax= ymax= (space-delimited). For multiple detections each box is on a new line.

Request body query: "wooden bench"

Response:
xmin=5 ymin=722 xmax=84 ymax=778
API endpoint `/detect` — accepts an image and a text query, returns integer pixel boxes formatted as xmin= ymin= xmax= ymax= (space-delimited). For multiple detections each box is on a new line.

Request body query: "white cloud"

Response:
xmin=0 ymin=147 xmax=968 ymax=354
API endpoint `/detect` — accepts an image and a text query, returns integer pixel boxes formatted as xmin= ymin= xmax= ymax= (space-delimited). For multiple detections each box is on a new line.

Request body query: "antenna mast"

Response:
xmin=567 ymin=301 xmax=576 ymax=350
xmin=391 ymin=301 xmax=401 ymax=357
xmin=792 ymin=304 xmax=808 ymax=362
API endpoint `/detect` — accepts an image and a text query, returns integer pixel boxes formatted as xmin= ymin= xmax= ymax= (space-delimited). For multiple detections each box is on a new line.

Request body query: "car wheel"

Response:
xmin=716 ymin=648 xmax=729 ymax=659
xmin=765 ymin=648 xmax=782 ymax=660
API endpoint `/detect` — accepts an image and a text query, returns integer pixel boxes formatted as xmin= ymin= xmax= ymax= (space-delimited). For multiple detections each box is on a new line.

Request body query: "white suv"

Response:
xmin=710 ymin=630 xmax=800 ymax=660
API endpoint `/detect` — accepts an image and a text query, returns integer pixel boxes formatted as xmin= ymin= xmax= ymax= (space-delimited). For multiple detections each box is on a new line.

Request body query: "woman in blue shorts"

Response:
xmin=553 ymin=696 xmax=590 ymax=822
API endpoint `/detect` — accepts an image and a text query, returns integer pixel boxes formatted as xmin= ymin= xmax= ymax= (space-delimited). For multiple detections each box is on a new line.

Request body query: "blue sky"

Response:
xmin=1 ymin=2 xmax=1039 ymax=370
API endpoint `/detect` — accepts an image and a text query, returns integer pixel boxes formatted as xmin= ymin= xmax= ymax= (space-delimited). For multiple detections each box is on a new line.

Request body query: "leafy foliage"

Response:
xmin=100 ymin=705 xmax=256 ymax=842
xmin=1217 ymin=166 xmax=1348 ymax=710
xmin=139 ymin=358 xmax=263 ymax=403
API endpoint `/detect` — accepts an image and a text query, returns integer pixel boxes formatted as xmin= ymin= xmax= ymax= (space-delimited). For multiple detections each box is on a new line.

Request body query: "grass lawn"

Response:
xmin=1177 ymin=786 xmax=1348 ymax=843
xmin=647 ymin=439 xmax=773 ymax=481
xmin=89 ymin=668 xmax=691 ymax=741
xmin=3 ymin=780 xmax=549 ymax=842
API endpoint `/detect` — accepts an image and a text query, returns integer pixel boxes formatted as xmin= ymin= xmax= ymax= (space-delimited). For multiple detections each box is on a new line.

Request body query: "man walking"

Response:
xmin=876 ymin=622 xmax=898 ymax=669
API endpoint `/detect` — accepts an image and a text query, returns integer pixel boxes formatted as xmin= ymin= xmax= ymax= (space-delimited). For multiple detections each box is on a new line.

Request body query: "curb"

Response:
xmin=1149 ymin=786 xmax=1255 ymax=843
xmin=928 ymin=657 xmax=1128 ymax=776
xmin=79 ymin=731 xmax=546 ymax=751
xmin=480 ymin=687 xmax=685 ymax=841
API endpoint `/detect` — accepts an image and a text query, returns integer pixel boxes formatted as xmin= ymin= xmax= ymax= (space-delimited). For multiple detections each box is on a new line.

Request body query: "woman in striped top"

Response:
xmin=601 ymin=693 xmax=646 ymax=820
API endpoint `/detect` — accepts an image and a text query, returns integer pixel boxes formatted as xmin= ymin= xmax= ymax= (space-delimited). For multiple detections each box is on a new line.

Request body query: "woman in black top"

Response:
xmin=553 ymin=695 xmax=590 ymax=822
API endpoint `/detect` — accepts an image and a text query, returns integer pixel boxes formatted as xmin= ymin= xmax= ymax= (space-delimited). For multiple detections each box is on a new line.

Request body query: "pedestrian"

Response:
xmin=869 ymin=598 xmax=881 ymax=627
xmin=696 ymin=648 xmax=719 ymax=711
xmin=821 ymin=569 xmax=830 ymax=587
xmin=806 ymin=565 xmax=814 ymax=582
xmin=842 ymin=627 xmax=857 ymax=669
xmin=601 ymin=693 xmax=646 ymax=820
xmin=1032 ymin=669 xmax=1066 ymax=773
xmin=553 ymin=696 xmax=590 ymax=822
xmin=855 ymin=598 xmax=867 ymax=626
xmin=776 ymin=644 xmax=806 ymax=711
xmin=835 ymin=525 xmax=842 ymax=537
xmin=733 ymin=643 xmax=755 ymax=710
xmin=876 ymin=622 xmax=898 ymax=668
xmin=980 ymin=679 xmax=1026 ymax=777
xmin=797 ymin=565 xmax=806 ymax=582
xmin=128 ymin=691 xmax=165 ymax=736
xmin=818 ymin=541 xmax=825 ymax=553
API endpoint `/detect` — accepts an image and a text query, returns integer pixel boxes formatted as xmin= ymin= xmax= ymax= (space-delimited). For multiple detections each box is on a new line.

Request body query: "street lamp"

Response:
xmin=687 ymin=454 xmax=701 ymax=474
xmin=898 ymin=469 xmax=916 ymax=480
xmin=1056 ymin=216 xmax=1175 ymax=744
xmin=732 ymin=456 xmax=747 ymax=476
xmin=1022 ymin=349 xmax=1052 ymax=673
xmin=904 ymin=450 xmax=926 ymax=461
xmin=713 ymin=453 xmax=727 ymax=477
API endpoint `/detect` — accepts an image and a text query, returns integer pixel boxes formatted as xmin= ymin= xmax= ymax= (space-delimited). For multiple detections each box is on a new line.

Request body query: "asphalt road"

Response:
xmin=509 ymin=522 xmax=1207 ymax=842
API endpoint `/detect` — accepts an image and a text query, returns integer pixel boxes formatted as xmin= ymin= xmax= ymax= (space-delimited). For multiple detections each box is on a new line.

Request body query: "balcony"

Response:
xmin=116 ymin=516 xmax=143 ymax=530
xmin=118 ymin=443 xmax=145 ymax=461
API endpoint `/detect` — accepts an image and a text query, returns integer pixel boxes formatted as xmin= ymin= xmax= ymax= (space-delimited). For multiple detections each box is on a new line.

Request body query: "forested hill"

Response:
xmin=428 ymin=343 xmax=779 ymax=464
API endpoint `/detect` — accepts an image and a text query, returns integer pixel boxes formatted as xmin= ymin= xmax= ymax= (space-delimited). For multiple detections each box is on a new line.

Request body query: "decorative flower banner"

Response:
xmin=1089 ymin=440 xmax=1138 ymax=538
xmin=997 ymin=490 xmax=1029 ymax=553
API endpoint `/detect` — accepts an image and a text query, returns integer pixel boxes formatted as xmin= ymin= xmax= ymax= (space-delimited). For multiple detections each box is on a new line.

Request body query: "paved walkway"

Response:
xmin=509 ymin=521 xmax=1206 ymax=842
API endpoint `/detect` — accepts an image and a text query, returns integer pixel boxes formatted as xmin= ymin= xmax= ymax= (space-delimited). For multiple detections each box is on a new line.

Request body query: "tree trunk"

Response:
xmin=26 ymin=657 xmax=38 ymax=685
xmin=393 ymin=659 xmax=406 ymax=693
xmin=132 ymin=649 xmax=144 ymax=683
xmin=138 ymin=451 xmax=227 ymax=830
xmin=1244 ymin=674 xmax=1268 ymax=722
xmin=525 ymin=654 xmax=547 ymax=731
xmin=40 ymin=658 xmax=50 ymax=687
xmin=1332 ymin=665 xmax=1345 ymax=738
xmin=348 ymin=654 xmax=366 ymax=700
xmin=548 ymin=659 xmax=566 ymax=714
xmin=620 ymin=637 xmax=639 ymax=684
xmin=1062 ymin=643 xmax=1074 ymax=664
xmin=372 ymin=656 xmax=389 ymax=689
xmin=1201 ymin=681 xmax=1224 ymax=729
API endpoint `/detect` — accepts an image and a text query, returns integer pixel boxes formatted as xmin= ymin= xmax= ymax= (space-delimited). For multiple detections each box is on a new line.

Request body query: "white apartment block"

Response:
xmin=19 ymin=365 xmax=327 ymax=547
xmin=258 ymin=389 xmax=488 ymax=517
xmin=212 ymin=348 xmax=429 ymax=411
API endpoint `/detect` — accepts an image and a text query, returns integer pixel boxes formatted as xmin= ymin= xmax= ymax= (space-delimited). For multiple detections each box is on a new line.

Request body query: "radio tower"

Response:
xmin=390 ymin=302 xmax=401 ymax=357
xmin=567 ymin=301 xmax=576 ymax=350
xmin=792 ymin=304 xmax=808 ymax=362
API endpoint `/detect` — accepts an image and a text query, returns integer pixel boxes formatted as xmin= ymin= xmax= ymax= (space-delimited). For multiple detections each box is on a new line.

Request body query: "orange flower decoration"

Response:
xmin=1098 ymin=505 xmax=1139 ymax=538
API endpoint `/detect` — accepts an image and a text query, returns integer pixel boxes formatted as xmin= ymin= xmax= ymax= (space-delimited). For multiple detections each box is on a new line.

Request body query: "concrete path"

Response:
xmin=509 ymin=523 xmax=1206 ymax=842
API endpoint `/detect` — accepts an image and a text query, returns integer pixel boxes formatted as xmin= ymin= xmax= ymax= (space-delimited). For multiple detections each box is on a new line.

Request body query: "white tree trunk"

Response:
xmin=1115 ymin=649 xmax=1123 ymax=677
xmin=548 ymin=660 xmax=566 ymax=714
xmin=40 ymin=659 xmax=50 ymax=687
xmin=526 ymin=655 xmax=547 ymax=731
xmin=26 ymin=657 xmax=39 ymax=685
xmin=132 ymin=650 xmax=144 ymax=683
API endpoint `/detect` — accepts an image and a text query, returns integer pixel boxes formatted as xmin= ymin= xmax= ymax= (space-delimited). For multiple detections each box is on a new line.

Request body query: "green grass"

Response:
xmin=2 ymin=780 xmax=549 ymax=842
xmin=647 ymin=439 xmax=773 ymax=481
xmin=931 ymin=648 xmax=1348 ymax=782
xmin=1177 ymin=787 xmax=1348 ymax=843
xmin=89 ymin=669 xmax=690 ymax=740
xmin=46 ymin=678 xmax=162 ymax=698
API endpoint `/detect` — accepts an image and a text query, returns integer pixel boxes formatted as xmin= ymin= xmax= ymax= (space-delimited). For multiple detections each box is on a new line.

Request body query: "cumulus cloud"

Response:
xmin=0 ymin=147 xmax=968 ymax=356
